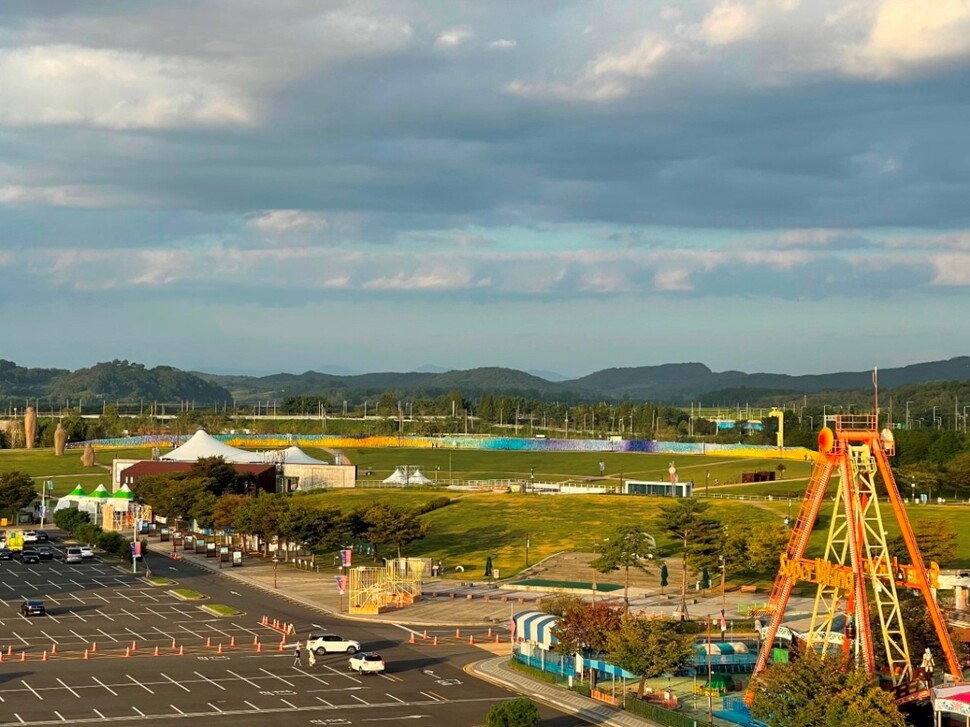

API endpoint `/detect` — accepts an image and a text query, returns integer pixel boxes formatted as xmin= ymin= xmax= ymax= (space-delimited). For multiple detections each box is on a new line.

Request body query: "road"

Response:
xmin=0 ymin=540 xmax=583 ymax=726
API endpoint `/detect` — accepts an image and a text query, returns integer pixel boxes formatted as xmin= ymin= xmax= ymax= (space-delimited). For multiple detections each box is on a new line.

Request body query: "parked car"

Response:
xmin=19 ymin=550 xmax=40 ymax=564
xmin=21 ymin=599 xmax=46 ymax=616
xmin=306 ymin=634 xmax=361 ymax=656
xmin=79 ymin=545 xmax=95 ymax=559
xmin=35 ymin=530 xmax=49 ymax=542
xmin=348 ymin=652 xmax=385 ymax=674
xmin=23 ymin=531 xmax=38 ymax=544
xmin=0 ymin=548 xmax=13 ymax=561
xmin=37 ymin=546 xmax=54 ymax=561
xmin=63 ymin=547 xmax=83 ymax=564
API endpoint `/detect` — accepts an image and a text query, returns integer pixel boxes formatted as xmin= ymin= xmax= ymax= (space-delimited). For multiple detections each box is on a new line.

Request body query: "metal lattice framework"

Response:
xmin=745 ymin=414 xmax=960 ymax=706
xmin=347 ymin=561 xmax=425 ymax=615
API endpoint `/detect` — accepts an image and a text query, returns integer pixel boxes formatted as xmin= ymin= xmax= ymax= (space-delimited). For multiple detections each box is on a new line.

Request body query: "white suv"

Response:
xmin=348 ymin=652 xmax=385 ymax=674
xmin=306 ymin=634 xmax=360 ymax=656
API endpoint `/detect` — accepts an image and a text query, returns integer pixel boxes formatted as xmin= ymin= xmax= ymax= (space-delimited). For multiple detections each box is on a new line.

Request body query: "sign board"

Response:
xmin=232 ymin=550 xmax=243 ymax=567
xmin=219 ymin=545 xmax=229 ymax=562
xmin=160 ymin=527 xmax=170 ymax=542
xmin=206 ymin=542 xmax=217 ymax=558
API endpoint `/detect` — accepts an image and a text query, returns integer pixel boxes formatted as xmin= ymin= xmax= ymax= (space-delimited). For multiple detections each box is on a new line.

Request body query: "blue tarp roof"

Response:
xmin=513 ymin=610 xmax=559 ymax=649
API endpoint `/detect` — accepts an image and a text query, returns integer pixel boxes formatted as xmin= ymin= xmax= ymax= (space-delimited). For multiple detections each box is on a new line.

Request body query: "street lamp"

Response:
xmin=787 ymin=499 xmax=792 ymax=526
xmin=435 ymin=466 xmax=440 ymax=486
xmin=272 ymin=556 xmax=279 ymax=589
xmin=933 ymin=406 xmax=939 ymax=429
xmin=906 ymin=401 xmax=914 ymax=430
xmin=911 ymin=477 xmax=916 ymax=503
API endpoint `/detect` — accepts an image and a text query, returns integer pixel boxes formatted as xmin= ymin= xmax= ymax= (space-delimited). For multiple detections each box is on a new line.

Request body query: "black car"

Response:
xmin=35 ymin=530 xmax=49 ymax=543
xmin=0 ymin=548 xmax=13 ymax=561
xmin=19 ymin=550 xmax=40 ymax=564
xmin=37 ymin=546 xmax=54 ymax=561
xmin=21 ymin=599 xmax=45 ymax=616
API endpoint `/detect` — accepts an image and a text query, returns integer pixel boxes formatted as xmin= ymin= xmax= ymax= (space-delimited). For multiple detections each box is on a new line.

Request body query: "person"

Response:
xmin=293 ymin=642 xmax=302 ymax=667
xmin=308 ymin=648 xmax=316 ymax=668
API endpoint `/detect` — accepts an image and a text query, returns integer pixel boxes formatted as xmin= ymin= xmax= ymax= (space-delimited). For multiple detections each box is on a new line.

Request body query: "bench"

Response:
xmin=740 ymin=585 xmax=758 ymax=593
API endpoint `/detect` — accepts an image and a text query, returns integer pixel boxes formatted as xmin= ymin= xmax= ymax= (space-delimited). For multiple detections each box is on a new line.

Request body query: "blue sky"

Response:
xmin=1 ymin=1 xmax=969 ymax=378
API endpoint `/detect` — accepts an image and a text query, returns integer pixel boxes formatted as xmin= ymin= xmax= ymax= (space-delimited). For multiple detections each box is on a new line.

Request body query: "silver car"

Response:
xmin=63 ymin=547 xmax=83 ymax=564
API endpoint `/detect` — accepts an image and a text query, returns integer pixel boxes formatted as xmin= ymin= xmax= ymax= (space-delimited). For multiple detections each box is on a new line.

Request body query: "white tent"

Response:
xmin=277 ymin=445 xmax=328 ymax=465
xmin=161 ymin=428 xmax=257 ymax=464
xmin=382 ymin=467 xmax=431 ymax=485
xmin=409 ymin=469 xmax=433 ymax=485
xmin=383 ymin=468 xmax=409 ymax=485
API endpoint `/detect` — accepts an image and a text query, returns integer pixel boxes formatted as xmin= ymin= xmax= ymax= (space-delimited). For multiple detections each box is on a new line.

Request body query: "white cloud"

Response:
xmin=930 ymin=253 xmax=970 ymax=285
xmin=0 ymin=184 xmax=117 ymax=208
xmin=489 ymin=39 xmax=517 ymax=49
xmin=0 ymin=45 xmax=251 ymax=129
xmin=247 ymin=210 xmax=329 ymax=234
xmin=654 ymin=267 xmax=694 ymax=291
xmin=848 ymin=0 xmax=970 ymax=78
xmin=699 ymin=2 xmax=759 ymax=46
xmin=435 ymin=28 xmax=474 ymax=48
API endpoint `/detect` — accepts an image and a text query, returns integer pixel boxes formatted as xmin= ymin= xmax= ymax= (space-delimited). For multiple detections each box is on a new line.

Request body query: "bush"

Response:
xmin=74 ymin=522 xmax=101 ymax=546
xmin=97 ymin=531 xmax=130 ymax=558
xmin=484 ymin=698 xmax=540 ymax=727
xmin=417 ymin=496 xmax=452 ymax=514
xmin=53 ymin=508 xmax=91 ymax=534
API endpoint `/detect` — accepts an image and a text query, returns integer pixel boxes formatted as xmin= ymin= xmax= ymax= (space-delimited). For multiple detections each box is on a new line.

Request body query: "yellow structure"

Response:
xmin=768 ymin=407 xmax=785 ymax=448
xmin=348 ymin=561 xmax=425 ymax=615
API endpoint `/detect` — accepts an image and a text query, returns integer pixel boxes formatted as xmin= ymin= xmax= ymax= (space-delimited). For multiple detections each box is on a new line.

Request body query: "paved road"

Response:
xmin=0 ymin=541 xmax=584 ymax=726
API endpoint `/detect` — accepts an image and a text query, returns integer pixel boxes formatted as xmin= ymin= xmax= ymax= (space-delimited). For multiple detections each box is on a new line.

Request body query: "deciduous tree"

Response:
xmin=591 ymin=525 xmax=656 ymax=609
xmin=606 ymin=615 xmax=694 ymax=698
xmin=0 ymin=470 xmax=36 ymax=517
xmin=552 ymin=601 xmax=623 ymax=658
xmin=362 ymin=503 xmax=430 ymax=559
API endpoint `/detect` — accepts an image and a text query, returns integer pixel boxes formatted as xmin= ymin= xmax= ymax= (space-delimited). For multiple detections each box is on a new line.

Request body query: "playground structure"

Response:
xmin=746 ymin=413 xmax=962 ymax=706
xmin=347 ymin=560 xmax=425 ymax=615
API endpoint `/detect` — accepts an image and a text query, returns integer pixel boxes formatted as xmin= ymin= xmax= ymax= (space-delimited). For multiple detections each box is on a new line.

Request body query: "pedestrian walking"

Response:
xmin=308 ymin=648 xmax=316 ymax=668
xmin=293 ymin=642 xmax=302 ymax=667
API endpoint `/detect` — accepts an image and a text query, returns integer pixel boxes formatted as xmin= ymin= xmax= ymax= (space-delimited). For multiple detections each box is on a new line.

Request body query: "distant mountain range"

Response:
xmin=1 ymin=357 xmax=969 ymax=405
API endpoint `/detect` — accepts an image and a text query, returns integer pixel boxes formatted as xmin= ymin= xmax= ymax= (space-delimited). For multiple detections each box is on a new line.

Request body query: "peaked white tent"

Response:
xmin=278 ymin=445 xmax=328 ymax=465
xmin=382 ymin=467 xmax=431 ymax=485
xmin=409 ymin=469 xmax=432 ymax=485
xmin=161 ymin=428 xmax=257 ymax=464
xmin=383 ymin=468 xmax=409 ymax=485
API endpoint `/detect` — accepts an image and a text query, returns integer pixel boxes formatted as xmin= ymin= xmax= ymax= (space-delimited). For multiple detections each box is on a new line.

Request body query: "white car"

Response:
xmin=348 ymin=652 xmax=385 ymax=674
xmin=23 ymin=531 xmax=38 ymax=544
xmin=306 ymin=634 xmax=360 ymax=656
xmin=63 ymin=547 xmax=83 ymax=564
xmin=79 ymin=545 xmax=95 ymax=559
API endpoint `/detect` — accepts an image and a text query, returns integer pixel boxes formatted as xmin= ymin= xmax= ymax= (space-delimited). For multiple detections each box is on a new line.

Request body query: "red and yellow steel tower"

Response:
xmin=745 ymin=413 xmax=961 ymax=706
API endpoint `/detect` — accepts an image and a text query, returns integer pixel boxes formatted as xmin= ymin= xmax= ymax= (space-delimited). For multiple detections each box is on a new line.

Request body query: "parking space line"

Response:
xmin=258 ymin=667 xmax=295 ymax=687
xmin=92 ymin=677 xmax=118 ymax=696
xmin=232 ymin=622 xmax=260 ymax=636
xmin=420 ymin=691 xmax=442 ymax=702
xmin=41 ymin=630 xmax=59 ymax=644
xmin=57 ymin=678 xmax=80 ymax=699
xmin=12 ymin=631 xmax=29 ymax=646
xmin=208 ymin=702 xmax=224 ymax=712
xmin=320 ymin=664 xmax=362 ymax=684
xmin=170 ymin=704 xmax=184 ymax=714
xmin=46 ymin=596 xmax=61 ymax=605
xmin=351 ymin=694 xmax=369 ymax=705
xmin=69 ymin=610 xmax=87 ymax=622
xmin=244 ymin=701 xmax=260 ymax=711
xmin=12 ymin=714 xmax=23 ymax=723
xmin=226 ymin=670 xmax=262 ymax=689
xmin=294 ymin=669 xmax=331 ymax=686
xmin=125 ymin=626 xmax=142 ymax=640
xmin=46 ymin=613 xmax=61 ymax=623
xmin=132 ymin=706 xmax=145 ymax=717
xmin=280 ymin=698 xmax=298 ymax=709
xmin=127 ymin=674 xmax=154 ymax=694
xmin=121 ymin=607 xmax=141 ymax=620
xmin=386 ymin=693 xmax=405 ymax=704
xmin=160 ymin=672 xmax=190 ymax=693
xmin=115 ymin=589 xmax=134 ymax=602
xmin=379 ymin=673 xmax=403 ymax=683
xmin=179 ymin=625 xmax=202 ymax=639
xmin=315 ymin=697 xmax=334 ymax=706
xmin=194 ymin=671 xmax=226 ymax=691
xmin=53 ymin=710 xmax=66 ymax=722
xmin=22 ymin=680 xmax=43 ymax=701
xmin=93 ymin=709 xmax=106 ymax=719
xmin=100 ymin=611 xmax=115 ymax=622
xmin=97 ymin=628 xmax=118 ymax=641
xmin=93 ymin=593 xmax=109 ymax=604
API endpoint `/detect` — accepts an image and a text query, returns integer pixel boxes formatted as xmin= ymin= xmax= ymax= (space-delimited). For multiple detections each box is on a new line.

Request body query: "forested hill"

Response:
xmin=1 ymin=356 xmax=969 ymax=404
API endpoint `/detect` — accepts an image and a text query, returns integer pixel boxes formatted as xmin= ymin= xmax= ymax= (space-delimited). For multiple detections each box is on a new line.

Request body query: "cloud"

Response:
xmin=699 ymin=2 xmax=759 ymax=46
xmin=489 ymin=39 xmax=517 ymax=50
xmin=848 ymin=0 xmax=970 ymax=78
xmin=435 ymin=28 xmax=474 ymax=48
xmin=0 ymin=184 xmax=118 ymax=208
xmin=246 ymin=210 xmax=329 ymax=234
xmin=0 ymin=45 xmax=251 ymax=129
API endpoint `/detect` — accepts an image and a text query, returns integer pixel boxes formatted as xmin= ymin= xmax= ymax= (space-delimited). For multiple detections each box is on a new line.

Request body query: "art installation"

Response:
xmin=24 ymin=406 xmax=37 ymax=449
xmin=54 ymin=422 xmax=67 ymax=456
xmin=81 ymin=443 xmax=95 ymax=467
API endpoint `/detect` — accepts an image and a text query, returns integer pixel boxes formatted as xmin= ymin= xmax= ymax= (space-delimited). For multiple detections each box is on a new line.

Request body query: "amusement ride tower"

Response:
xmin=745 ymin=412 xmax=961 ymax=706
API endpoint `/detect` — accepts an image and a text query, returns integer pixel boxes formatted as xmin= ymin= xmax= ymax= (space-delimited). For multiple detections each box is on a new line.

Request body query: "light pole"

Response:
xmin=706 ymin=470 xmax=710 ymax=496
xmin=933 ymin=406 xmax=939 ymax=429
xmin=272 ymin=556 xmax=279 ymax=589
xmin=435 ymin=466 xmax=439 ymax=486
xmin=525 ymin=534 xmax=531 ymax=568
xmin=906 ymin=401 xmax=914 ymax=430
xmin=787 ymin=499 xmax=792 ymax=526
xmin=911 ymin=477 xmax=916 ymax=503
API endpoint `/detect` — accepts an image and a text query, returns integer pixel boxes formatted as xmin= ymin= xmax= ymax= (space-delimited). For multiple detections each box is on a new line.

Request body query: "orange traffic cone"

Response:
xmin=278 ymin=640 xmax=284 ymax=652
xmin=6 ymin=645 xmax=11 ymax=656
xmin=253 ymin=635 xmax=259 ymax=645
xmin=256 ymin=642 xmax=262 ymax=653
xmin=487 ymin=627 xmax=492 ymax=638
xmin=494 ymin=634 xmax=500 ymax=644
xmin=432 ymin=636 xmax=438 ymax=646
xmin=154 ymin=646 xmax=160 ymax=657
xmin=408 ymin=632 xmax=415 ymax=644
xmin=83 ymin=649 xmax=89 ymax=660
xmin=124 ymin=647 xmax=130 ymax=657
xmin=171 ymin=638 xmax=177 ymax=649
xmin=42 ymin=651 xmax=48 ymax=662
xmin=178 ymin=645 xmax=184 ymax=656
xmin=423 ymin=629 xmax=428 ymax=640
xmin=206 ymin=637 xmax=212 ymax=648
xmin=131 ymin=640 xmax=137 ymax=652
xmin=217 ymin=643 xmax=223 ymax=654
xmin=0 ymin=651 xmax=4 ymax=663
xmin=91 ymin=642 xmax=97 ymax=653
xmin=51 ymin=643 xmax=57 ymax=654
xmin=20 ymin=652 xmax=25 ymax=662
xmin=455 ymin=628 xmax=461 ymax=639
xmin=230 ymin=636 xmax=236 ymax=647
xmin=468 ymin=635 xmax=475 ymax=645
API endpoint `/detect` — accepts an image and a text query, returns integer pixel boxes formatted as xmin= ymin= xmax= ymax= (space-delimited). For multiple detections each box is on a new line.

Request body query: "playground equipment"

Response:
xmin=348 ymin=560 xmax=425 ymax=615
xmin=745 ymin=412 xmax=961 ymax=707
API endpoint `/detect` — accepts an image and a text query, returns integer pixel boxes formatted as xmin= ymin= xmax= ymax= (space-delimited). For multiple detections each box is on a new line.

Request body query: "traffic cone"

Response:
xmin=83 ymin=649 xmax=89 ymax=660
xmin=256 ymin=642 xmax=262 ymax=653
xmin=124 ymin=647 xmax=130 ymax=657
xmin=6 ymin=645 xmax=11 ymax=656
xmin=131 ymin=640 xmax=137 ymax=652
xmin=51 ymin=643 xmax=57 ymax=654
xmin=154 ymin=646 xmax=160 ymax=656
xmin=278 ymin=640 xmax=285 ymax=652
xmin=171 ymin=638 xmax=177 ymax=649
xmin=43 ymin=651 xmax=48 ymax=661
xmin=408 ymin=632 xmax=415 ymax=644
xmin=230 ymin=636 xmax=236 ymax=647
xmin=468 ymin=635 xmax=474 ymax=645
xmin=20 ymin=652 xmax=25 ymax=662
xmin=91 ymin=642 xmax=97 ymax=653
xmin=262 ymin=615 xmax=268 ymax=625
xmin=487 ymin=627 xmax=492 ymax=638
xmin=206 ymin=637 xmax=212 ymax=648
xmin=178 ymin=645 xmax=184 ymax=656
xmin=432 ymin=636 xmax=438 ymax=646
xmin=217 ymin=643 xmax=223 ymax=654
xmin=494 ymin=634 xmax=500 ymax=644
xmin=455 ymin=628 xmax=461 ymax=639
xmin=0 ymin=651 xmax=4 ymax=662
xmin=422 ymin=629 xmax=428 ymax=640
xmin=253 ymin=635 xmax=259 ymax=645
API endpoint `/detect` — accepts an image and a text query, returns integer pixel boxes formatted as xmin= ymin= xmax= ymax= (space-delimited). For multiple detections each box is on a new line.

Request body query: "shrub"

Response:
xmin=74 ymin=522 xmax=102 ymax=546
xmin=97 ymin=531 xmax=130 ymax=558
xmin=417 ymin=496 xmax=452 ymax=514
xmin=53 ymin=508 xmax=91 ymax=534
xmin=484 ymin=698 xmax=540 ymax=727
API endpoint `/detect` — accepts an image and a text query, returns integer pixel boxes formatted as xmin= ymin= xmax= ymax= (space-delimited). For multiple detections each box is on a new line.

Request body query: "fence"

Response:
xmin=624 ymin=697 xmax=701 ymax=727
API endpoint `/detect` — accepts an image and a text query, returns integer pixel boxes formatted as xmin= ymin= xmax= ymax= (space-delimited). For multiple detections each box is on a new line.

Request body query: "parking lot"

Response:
xmin=0 ymin=541 xmax=545 ymax=726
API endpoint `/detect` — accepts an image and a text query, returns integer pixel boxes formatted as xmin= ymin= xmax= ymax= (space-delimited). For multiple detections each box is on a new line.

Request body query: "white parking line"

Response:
xmin=53 ymin=710 xmax=66 ymax=722
xmin=208 ymin=702 xmax=223 ymax=713
xmin=132 ymin=706 xmax=145 ymax=717
xmin=21 ymin=680 xmax=43 ymax=701
xmin=125 ymin=626 xmax=142 ymax=640
xmin=226 ymin=670 xmax=262 ymax=689
xmin=98 ymin=628 xmax=119 ymax=642
xmin=69 ymin=610 xmax=87 ymax=622
xmin=194 ymin=671 xmax=226 ymax=691
xmin=46 ymin=596 xmax=61 ymax=606
xmin=386 ymin=693 xmax=405 ymax=703
xmin=12 ymin=714 xmax=23 ymax=724
xmin=244 ymin=701 xmax=260 ymax=711
xmin=280 ymin=698 xmax=298 ymax=709
xmin=160 ymin=672 xmax=190 ymax=693
xmin=94 ymin=593 xmax=109 ymax=603
xmin=120 ymin=608 xmax=141 ymax=621
xmin=295 ymin=669 xmax=331 ymax=686
xmin=93 ymin=709 xmax=105 ymax=719
xmin=116 ymin=590 xmax=134 ymax=602
xmin=258 ymin=667 xmax=294 ymax=687
xmin=57 ymin=678 xmax=80 ymax=699
xmin=180 ymin=625 xmax=203 ymax=639
xmin=92 ymin=676 xmax=117 ymax=696
xmin=170 ymin=704 xmax=184 ymax=714
xmin=41 ymin=630 xmax=59 ymax=644
xmin=420 ymin=691 xmax=441 ymax=702
xmin=11 ymin=632 xmax=29 ymax=646
xmin=315 ymin=697 xmax=334 ymax=707
xmin=128 ymin=674 xmax=154 ymax=694
xmin=320 ymin=663 xmax=362 ymax=684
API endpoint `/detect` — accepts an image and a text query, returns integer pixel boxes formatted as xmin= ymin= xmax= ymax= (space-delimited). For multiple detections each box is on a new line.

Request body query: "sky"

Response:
xmin=1 ymin=0 xmax=970 ymax=379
